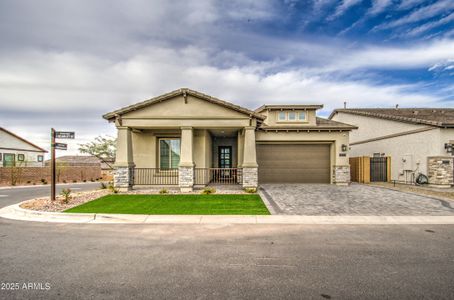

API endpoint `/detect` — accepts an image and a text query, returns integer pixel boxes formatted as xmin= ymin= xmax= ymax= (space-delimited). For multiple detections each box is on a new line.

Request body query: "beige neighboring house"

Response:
xmin=330 ymin=108 xmax=454 ymax=187
xmin=103 ymin=88 xmax=356 ymax=191
xmin=0 ymin=127 xmax=47 ymax=167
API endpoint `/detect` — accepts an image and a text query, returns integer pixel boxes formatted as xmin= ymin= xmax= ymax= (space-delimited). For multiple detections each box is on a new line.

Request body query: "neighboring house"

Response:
xmin=0 ymin=127 xmax=47 ymax=167
xmin=103 ymin=88 xmax=356 ymax=191
xmin=44 ymin=155 xmax=101 ymax=167
xmin=330 ymin=108 xmax=454 ymax=187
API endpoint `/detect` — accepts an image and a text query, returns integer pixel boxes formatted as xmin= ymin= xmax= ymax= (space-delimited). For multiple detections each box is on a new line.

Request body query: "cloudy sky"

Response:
xmin=1 ymin=0 xmax=453 ymax=155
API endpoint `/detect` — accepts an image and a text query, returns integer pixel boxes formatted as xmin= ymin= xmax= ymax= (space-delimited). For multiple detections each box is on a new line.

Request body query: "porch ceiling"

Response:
xmin=209 ymin=129 xmax=239 ymax=138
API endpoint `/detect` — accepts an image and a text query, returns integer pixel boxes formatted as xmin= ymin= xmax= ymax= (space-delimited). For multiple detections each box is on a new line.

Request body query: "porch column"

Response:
xmin=114 ymin=126 xmax=135 ymax=191
xmin=242 ymin=126 xmax=258 ymax=188
xmin=179 ymin=126 xmax=194 ymax=192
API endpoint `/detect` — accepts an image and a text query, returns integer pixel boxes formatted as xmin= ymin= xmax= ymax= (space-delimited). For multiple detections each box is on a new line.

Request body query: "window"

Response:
xmin=0 ymin=153 xmax=2 ymax=161
xmin=159 ymin=138 xmax=180 ymax=169
xmin=18 ymin=154 xmax=25 ymax=161
xmin=37 ymin=155 xmax=43 ymax=162
xmin=3 ymin=153 xmax=15 ymax=167
xmin=288 ymin=111 xmax=296 ymax=121
xmin=298 ymin=111 xmax=306 ymax=120
xmin=278 ymin=111 xmax=286 ymax=121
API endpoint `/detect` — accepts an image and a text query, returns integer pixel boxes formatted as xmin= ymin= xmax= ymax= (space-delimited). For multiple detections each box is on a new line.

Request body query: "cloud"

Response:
xmin=376 ymin=0 xmax=454 ymax=30
xmin=328 ymin=0 xmax=363 ymax=20
xmin=397 ymin=0 xmax=425 ymax=11
xmin=368 ymin=0 xmax=393 ymax=15
xmin=406 ymin=12 xmax=454 ymax=37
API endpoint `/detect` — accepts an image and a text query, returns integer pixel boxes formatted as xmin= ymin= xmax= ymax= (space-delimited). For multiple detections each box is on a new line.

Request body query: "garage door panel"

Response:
xmin=257 ymin=144 xmax=330 ymax=183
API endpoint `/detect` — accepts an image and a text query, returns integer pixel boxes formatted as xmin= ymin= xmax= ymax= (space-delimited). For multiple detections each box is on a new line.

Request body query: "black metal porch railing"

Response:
xmin=134 ymin=168 xmax=179 ymax=185
xmin=194 ymin=168 xmax=242 ymax=185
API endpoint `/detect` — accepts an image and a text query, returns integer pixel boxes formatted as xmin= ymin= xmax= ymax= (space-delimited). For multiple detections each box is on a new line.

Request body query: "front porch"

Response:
xmin=114 ymin=126 xmax=258 ymax=191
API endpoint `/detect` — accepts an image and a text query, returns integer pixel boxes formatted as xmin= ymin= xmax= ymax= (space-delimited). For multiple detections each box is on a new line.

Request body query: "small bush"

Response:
xmin=62 ymin=180 xmax=67 ymax=183
xmin=201 ymin=187 xmax=216 ymax=195
xmin=159 ymin=188 xmax=168 ymax=194
xmin=83 ymin=179 xmax=87 ymax=183
xmin=32 ymin=182 xmax=36 ymax=185
xmin=60 ymin=188 xmax=72 ymax=204
xmin=100 ymin=182 xmax=107 ymax=189
xmin=72 ymin=179 xmax=77 ymax=183
xmin=26 ymin=180 xmax=31 ymax=184
xmin=244 ymin=187 xmax=257 ymax=193
xmin=90 ymin=178 xmax=95 ymax=182
xmin=41 ymin=179 xmax=48 ymax=185
xmin=108 ymin=183 xmax=118 ymax=194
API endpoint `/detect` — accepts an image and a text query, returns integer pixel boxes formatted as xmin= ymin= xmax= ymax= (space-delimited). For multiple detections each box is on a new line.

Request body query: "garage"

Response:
xmin=256 ymin=143 xmax=331 ymax=183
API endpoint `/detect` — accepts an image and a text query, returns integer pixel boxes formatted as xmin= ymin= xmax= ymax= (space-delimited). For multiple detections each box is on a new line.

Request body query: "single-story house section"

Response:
xmin=0 ymin=127 xmax=47 ymax=167
xmin=103 ymin=88 xmax=356 ymax=191
xmin=329 ymin=108 xmax=454 ymax=187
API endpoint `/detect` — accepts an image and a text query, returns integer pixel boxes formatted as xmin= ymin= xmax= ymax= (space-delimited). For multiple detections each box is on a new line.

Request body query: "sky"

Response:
xmin=0 ymin=0 xmax=453 ymax=155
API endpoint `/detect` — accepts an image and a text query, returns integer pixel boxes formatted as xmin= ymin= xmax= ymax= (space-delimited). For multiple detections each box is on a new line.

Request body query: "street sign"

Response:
xmin=54 ymin=143 xmax=67 ymax=150
xmin=55 ymin=131 xmax=75 ymax=139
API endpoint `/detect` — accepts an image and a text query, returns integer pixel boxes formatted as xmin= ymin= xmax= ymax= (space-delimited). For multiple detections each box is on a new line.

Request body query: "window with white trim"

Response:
xmin=37 ymin=155 xmax=43 ymax=162
xmin=278 ymin=111 xmax=286 ymax=121
xmin=159 ymin=138 xmax=180 ymax=169
xmin=288 ymin=111 xmax=296 ymax=121
xmin=298 ymin=111 xmax=306 ymax=120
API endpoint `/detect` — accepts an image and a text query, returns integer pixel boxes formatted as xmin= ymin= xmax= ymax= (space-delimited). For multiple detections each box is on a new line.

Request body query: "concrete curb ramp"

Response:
xmin=1 ymin=202 xmax=454 ymax=224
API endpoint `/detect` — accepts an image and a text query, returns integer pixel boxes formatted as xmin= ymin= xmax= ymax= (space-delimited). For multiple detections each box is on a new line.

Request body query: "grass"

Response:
xmin=65 ymin=194 xmax=270 ymax=215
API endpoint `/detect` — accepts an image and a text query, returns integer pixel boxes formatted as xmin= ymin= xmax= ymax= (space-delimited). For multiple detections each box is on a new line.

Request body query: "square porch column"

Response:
xmin=114 ymin=126 xmax=135 ymax=191
xmin=242 ymin=126 xmax=258 ymax=188
xmin=179 ymin=126 xmax=194 ymax=192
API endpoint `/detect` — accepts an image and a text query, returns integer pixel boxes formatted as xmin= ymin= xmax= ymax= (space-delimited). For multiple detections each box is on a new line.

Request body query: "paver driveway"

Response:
xmin=260 ymin=184 xmax=454 ymax=215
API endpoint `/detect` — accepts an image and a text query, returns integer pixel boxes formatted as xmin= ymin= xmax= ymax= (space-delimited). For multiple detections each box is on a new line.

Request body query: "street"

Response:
xmin=0 ymin=182 xmax=103 ymax=209
xmin=1 ymin=219 xmax=453 ymax=299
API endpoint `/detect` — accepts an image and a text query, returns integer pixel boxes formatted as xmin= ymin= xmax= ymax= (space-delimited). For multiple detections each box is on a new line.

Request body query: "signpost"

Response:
xmin=50 ymin=129 xmax=75 ymax=201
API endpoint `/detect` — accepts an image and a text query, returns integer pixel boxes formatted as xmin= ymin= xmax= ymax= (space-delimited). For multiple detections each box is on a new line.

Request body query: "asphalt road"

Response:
xmin=0 ymin=182 xmax=102 ymax=208
xmin=0 ymin=220 xmax=453 ymax=299
xmin=0 ymin=184 xmax=453 ymax=299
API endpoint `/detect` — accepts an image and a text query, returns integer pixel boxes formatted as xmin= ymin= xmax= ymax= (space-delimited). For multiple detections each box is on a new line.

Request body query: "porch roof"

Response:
xmin=103 ymin=88 xmax=266 ymax=121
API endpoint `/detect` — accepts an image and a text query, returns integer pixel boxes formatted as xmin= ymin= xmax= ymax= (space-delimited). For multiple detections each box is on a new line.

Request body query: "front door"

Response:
xmin=218 ymin=146 xmax=232 ymax=168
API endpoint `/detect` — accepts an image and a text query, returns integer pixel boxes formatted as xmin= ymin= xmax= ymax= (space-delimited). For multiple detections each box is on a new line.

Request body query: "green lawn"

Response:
xmin=65 ymin=194 xmax=270 ymax=215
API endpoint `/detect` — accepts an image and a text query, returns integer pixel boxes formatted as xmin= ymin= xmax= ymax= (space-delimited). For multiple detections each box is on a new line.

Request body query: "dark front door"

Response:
xmin=218 ymin=146 xmax=232 ymax=168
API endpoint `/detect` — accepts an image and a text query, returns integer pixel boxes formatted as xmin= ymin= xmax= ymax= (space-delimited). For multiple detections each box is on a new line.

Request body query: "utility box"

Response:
xmin=402 ymin=154 xmax=413 ymax=171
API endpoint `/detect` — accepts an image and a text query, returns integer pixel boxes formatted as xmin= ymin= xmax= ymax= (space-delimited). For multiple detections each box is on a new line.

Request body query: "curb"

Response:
xmin=1 ymin=201 xmax=454 ymax=225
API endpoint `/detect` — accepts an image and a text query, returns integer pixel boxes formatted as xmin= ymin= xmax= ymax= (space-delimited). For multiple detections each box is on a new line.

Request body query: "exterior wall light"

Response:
xmin=341 ymin=144 xmax=348 ymax=152
xmin=445 ymin=143 xmax=453 ymax=153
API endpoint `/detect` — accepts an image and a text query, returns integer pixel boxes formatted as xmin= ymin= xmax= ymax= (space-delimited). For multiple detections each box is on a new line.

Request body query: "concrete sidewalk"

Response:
xmin=1 ymin=202 xmax=454 ymax=224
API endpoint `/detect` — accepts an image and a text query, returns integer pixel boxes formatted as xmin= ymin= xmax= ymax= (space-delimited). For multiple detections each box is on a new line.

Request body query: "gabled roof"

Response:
xmin=329 ymin=108 xmax=454 ymax=128
xmin=255 ymin=104 xmax=323 ymax=112
xmin=103 ymin=88 xmax=266 ymax=121
xmin=0 ymin=127 xmax=47 ymax=152
xmin=259 ymin=117 xmax=357 ymax=131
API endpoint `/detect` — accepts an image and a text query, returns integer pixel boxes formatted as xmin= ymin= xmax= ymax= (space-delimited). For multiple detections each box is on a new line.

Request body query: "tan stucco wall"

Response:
xmin=261 ymin=109 xmax=317 ymax=127
xmin=332 ymin=112 xmax=427 ymax=143
xmin=131 ymin=130 xmax=157 ymax=168
xmin=119 ymin=95 xmax=252 ymax=129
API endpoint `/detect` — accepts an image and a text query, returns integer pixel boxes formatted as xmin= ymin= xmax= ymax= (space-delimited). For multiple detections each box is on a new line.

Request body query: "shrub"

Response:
xmin=60 ymin=188 xmax=72 ymax=204
xmin=41 ymin=179 xmax=48 ymax=185
xmin=83 ymin=179 xmax=87 ymax=182
xmin=62 ymin=180 xmax=67 ymax=183
xmin=90 ymin=178 xmax=95 ymax=182
xmin=100 ymin=182 xmax=107 ymax=189
xmin=108 ymin=183 xmax=118 ymax=194
xmin=201 ymin=187 xmax=216 ymax=195
xmin=244 ymin=187 xmax=257 ymax=193
xmin=26 ymin=180 xmax=31 ymax=184
xmin=159 ymin=188 xmax=168 ymax=194
xmin=72 ymin=179 xmax=77 ymax=183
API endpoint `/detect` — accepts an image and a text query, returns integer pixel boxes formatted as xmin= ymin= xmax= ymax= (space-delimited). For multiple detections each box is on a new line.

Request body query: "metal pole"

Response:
xmin=51 ymin=128 xmax=56 ymax=201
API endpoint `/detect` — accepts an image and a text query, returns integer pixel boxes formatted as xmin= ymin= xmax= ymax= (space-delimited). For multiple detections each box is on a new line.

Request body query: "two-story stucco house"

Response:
xmin=330 ymin=108 xmax=454 ymax=187
xmin=0 ymin=127 xmax=47 ymax=167
xmin=103 ymin=88 xmax=356 ymax=191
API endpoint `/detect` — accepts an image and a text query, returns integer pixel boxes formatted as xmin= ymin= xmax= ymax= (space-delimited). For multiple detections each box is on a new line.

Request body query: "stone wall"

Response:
xmin=179 ymin=166 xmax=194 ymax=192
xmin=0 ymin=166 xmax=102 ymax=186
xmin=427 ymin=156 xmax=453 ymax=187
xmin=333 ymin=165 xmax=350 ymax=185
xmin=114 ymin=167 xmax=134 ymax=190
xmin=242 ymin=167 xmax=258 ymax=188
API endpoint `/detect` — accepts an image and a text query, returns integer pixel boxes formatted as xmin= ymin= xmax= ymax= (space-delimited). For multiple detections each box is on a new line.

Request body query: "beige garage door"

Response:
xmin=257 ymin=144 xmax=331 ymax=183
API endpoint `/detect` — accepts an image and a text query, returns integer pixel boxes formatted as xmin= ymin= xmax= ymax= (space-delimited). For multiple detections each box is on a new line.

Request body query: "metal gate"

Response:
xmin=370 ymin=157 xmax=388 ymax=182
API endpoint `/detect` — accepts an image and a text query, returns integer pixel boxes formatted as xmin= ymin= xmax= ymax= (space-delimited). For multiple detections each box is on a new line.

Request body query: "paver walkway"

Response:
xmin=261 ymin=184 xmax=454 ymax=216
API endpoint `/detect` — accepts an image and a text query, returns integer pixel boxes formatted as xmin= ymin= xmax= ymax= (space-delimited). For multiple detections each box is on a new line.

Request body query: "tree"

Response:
xmin=78 ymin=136 xmax=116 ymax=169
